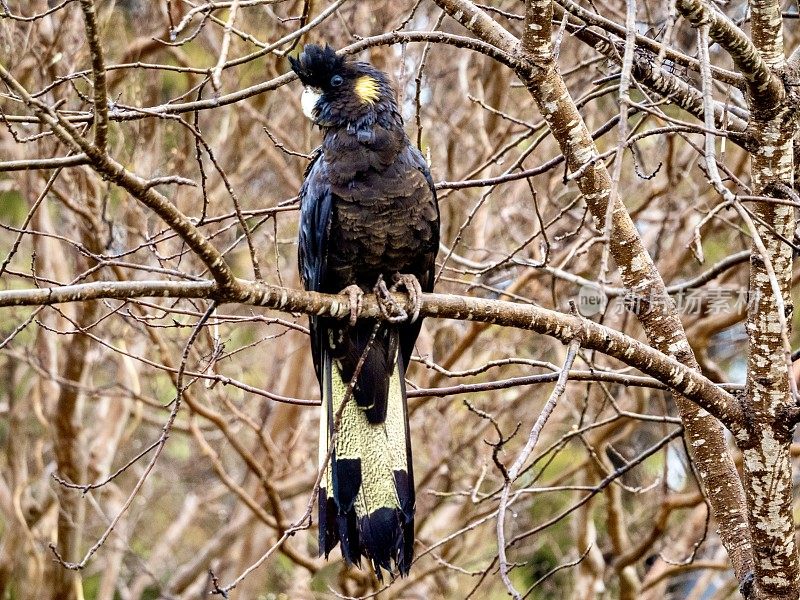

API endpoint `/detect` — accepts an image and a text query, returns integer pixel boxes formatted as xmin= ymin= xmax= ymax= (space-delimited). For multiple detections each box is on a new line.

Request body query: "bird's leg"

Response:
xmin=339 ymin=284 xmax=364 ymax=326
xmin=374 ymin=275 xmax=408 ymax=323
xmin=391 ymin=274 xmax=423 ymax=323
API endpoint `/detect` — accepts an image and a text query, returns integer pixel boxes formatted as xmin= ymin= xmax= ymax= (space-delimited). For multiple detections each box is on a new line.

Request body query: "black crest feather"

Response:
xmin=289 ymin=44 xmax=344 ymax=88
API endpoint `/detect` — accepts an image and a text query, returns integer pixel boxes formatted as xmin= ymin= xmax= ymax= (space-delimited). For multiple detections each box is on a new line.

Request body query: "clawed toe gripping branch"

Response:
xmin=373 ymin=273 xmax=424 ymax=324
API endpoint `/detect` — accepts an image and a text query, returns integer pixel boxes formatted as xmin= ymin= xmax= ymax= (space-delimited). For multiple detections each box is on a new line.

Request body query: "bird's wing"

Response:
xmin=406 ymin=143 xmax=440 ymax=293
xmin=298 ymin=154 xmax=334 ymax=378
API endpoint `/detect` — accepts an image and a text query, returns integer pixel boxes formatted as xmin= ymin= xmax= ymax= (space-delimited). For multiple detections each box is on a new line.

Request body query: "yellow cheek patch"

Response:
xmin=354 ymin=75 xmax=380 ymax=104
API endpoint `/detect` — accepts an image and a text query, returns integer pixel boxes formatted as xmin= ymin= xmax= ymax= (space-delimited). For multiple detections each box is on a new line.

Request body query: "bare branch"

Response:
xmin=0 ymin=154 xmax=90 ymax=172
xmin=497 ymin=339 xmax=580 ymax=599
xmin=0 ymin=278 xmax=742 ymax=431
xmin=78 ymin=0 xmax=109 ymax=151
xmin=675 ymin=0 xmax=784 ymax=107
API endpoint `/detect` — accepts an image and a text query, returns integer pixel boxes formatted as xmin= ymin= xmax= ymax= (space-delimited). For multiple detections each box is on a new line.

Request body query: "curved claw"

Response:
xmin=340 ymin=284 xmax=364 ymax=326
xmin=374 ymin=276 xmax=408 ymax=323
xmin=392 ymin=273 xmax=422 ymax=323
xmin=392 ymin=274 xmax=423 ymax=323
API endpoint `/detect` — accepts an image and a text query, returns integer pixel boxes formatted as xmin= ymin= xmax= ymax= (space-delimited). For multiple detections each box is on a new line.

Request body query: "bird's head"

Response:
xmin=289 ymin=44 xmax=396 ymax=127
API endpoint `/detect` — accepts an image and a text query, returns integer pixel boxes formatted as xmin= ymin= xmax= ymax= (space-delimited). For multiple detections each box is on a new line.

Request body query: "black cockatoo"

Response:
xmin=289 ymin=44 xmax=439 ymax=578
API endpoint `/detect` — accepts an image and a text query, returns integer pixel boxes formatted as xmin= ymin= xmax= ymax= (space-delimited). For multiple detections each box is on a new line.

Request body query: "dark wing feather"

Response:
xmin=406 ymin=143 xmax=440 ymax=292
xmin=398 ymin=144 xmax=439 ymax=366
xmin=298 ymin=155 xmax=334 ymax=378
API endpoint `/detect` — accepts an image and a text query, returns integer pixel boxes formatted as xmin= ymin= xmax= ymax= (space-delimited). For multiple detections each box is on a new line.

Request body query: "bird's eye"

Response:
xmin=330 ymin=75 xmax=344 ymax=87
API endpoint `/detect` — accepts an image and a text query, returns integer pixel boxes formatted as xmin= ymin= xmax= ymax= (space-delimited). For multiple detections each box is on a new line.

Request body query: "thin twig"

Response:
xmin=497 ymin=339 xmax=580 ymax=599
xmin=50 ymin=302 xmax=218 ymax=569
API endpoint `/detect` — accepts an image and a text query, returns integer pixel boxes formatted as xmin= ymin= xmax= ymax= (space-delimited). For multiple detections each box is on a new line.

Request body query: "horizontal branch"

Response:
xmin=0 ymin=280 xmax=217 ymax=306
xmin=0 ymin=278 xmax=743 ymax=432
xmin=407 ymin=370 xmax=672 ymax=397
xmin=0 ymin=154 xmax=90 ymax=172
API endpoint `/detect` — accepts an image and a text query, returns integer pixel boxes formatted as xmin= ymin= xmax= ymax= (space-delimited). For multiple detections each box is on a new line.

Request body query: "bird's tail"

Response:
xmin=317 ymin=330 xmax=414 ymax=579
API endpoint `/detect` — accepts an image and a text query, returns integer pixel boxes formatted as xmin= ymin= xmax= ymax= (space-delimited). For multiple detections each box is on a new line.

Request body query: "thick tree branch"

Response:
xmin=675 ymin=0 xmax=784 ymax=108
xmin=523 ymin=0 xmax=552 ymax=60
xmin=749 ymin=0 xmax=785 ymax=67
xmin=0 ymin=279 xmax=742 ymax=432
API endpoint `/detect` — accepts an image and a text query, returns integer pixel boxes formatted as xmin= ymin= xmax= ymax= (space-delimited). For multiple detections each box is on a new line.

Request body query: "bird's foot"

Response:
xmin=374 ymin=276 xmax=408 ymax=324
xmin=339 ymin=284 xmax=364 ymax=326
xmin=391 ymin=273 xmax=423 ymax=323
